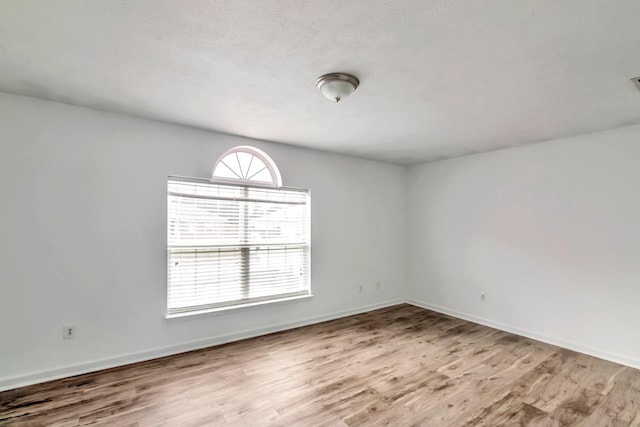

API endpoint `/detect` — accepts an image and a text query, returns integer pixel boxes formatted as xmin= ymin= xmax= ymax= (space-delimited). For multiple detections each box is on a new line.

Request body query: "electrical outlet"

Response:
xmin=480 ymin=292 xmax=487 ymax=302
xmin=376 ymin=281 xmax=381 ymax=290
xmin=63 ymin=324 xmax=76 ymax=340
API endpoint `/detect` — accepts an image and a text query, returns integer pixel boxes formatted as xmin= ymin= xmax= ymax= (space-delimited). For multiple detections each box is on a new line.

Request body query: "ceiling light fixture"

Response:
xmin=316 ymin=73 xmax=359 ymax=103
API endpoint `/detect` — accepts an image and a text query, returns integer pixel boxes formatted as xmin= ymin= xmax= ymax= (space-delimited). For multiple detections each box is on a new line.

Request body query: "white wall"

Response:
xmin=4 ymin=89 xmax=640 ymax=391
xmin=0 ymin=92 xmax=406 ymax=390
xmin=406 ymin=125 xmax=640 ymax=368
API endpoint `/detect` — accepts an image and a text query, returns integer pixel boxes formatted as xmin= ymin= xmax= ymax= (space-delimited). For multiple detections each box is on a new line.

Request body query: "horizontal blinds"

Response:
xmin=167 ymin=178 xmax=310 ymax=314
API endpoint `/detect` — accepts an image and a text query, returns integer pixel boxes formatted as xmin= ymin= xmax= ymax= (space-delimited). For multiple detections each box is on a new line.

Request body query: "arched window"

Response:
xmin=212 ymin=146 xmax=282 ymax=187
xmin=167 ymin=146 xmax=310 ymax=316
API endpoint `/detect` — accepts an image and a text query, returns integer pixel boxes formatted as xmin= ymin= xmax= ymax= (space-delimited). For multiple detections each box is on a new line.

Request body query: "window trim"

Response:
xmin=165 ymin=293 xmax=313 ymax=320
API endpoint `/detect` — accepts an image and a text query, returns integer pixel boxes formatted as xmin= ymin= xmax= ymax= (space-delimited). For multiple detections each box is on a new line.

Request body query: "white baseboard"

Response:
xmin=406 ymin=298 xmax=640 ymax=371
xmin=5 ymin=298 xmax=638 ymax=392
xmin=0 ymin=299 xmax=404 ymax=392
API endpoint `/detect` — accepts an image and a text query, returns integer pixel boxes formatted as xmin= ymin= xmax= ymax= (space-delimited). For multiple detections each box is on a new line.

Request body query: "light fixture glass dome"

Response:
xmin=316 ymin=73 xmax=359 ymax=102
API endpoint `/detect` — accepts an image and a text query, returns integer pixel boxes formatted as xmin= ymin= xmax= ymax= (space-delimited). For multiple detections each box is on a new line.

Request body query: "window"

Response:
xmin=211 ymin=145 xmax=282 ymax=187
xmin=167 ymin=146 xmax=310 ymax=315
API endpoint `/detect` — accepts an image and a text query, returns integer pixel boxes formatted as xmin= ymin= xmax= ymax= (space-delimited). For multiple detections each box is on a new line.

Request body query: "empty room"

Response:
xmin=1 ymin=1 xmax=640 ymax=426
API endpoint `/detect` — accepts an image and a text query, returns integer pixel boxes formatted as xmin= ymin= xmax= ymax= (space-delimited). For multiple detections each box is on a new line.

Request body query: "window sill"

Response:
xmin=165 ymin=294 xmax=314 ymax=320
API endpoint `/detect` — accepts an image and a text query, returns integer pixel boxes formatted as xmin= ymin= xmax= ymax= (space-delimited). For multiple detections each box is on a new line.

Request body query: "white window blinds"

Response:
xmin=167 ymin=178 xmax=310 ymax=314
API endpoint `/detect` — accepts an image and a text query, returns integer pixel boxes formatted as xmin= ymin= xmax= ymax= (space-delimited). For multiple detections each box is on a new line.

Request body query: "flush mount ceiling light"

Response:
xmin=316 ymin=73 xmax=359 ymax=102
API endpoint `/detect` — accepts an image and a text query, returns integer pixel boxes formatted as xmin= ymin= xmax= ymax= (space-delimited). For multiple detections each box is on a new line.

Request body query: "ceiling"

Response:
xmin=1 ymin=1 xmax=640 ymax=165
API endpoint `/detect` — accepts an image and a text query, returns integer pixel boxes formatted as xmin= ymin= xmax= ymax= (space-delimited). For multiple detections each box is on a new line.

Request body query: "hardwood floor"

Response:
xmin=1 ymin=304 xmax=639 ymax=426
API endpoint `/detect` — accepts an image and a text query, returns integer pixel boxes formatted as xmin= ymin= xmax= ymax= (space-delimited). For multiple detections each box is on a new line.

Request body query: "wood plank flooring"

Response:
xmin=1 ymin=304 xmax=639 ymax=426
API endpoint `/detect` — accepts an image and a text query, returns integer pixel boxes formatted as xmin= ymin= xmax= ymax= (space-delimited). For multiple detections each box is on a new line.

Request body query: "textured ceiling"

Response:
xmin=1 ymin=1 xmax=640 ymax=165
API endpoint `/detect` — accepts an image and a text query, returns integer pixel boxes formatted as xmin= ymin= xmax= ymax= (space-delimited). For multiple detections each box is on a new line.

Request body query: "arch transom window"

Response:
xmin=212 ymin=146 xmax=282 ymax=187
xmin=167 ymin=146 xmax=310 ymax=316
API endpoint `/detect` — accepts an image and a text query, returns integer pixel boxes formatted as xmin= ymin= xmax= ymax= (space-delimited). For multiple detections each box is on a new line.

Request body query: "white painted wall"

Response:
xmin=406 ymin=125 xmax=640 ymax=368
xmin=4 ymin=89 xmax=640 ymax=391
xmin=0 ymin=93 xmax=406 ymax=390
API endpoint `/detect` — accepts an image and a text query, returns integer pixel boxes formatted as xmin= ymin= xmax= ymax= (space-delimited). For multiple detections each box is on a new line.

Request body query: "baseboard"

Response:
xmin=406 ymin=298 xmax=640 ymax=371
xmin=6 ymin=297 xmax=636 ymax=392
xmin=0 ymin=299 xmax=404 ymax=392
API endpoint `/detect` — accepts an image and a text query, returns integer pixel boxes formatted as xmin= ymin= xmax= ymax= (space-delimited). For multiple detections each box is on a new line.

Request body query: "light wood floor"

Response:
xmin=1 ymin=304 xmax=639 ymax=426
